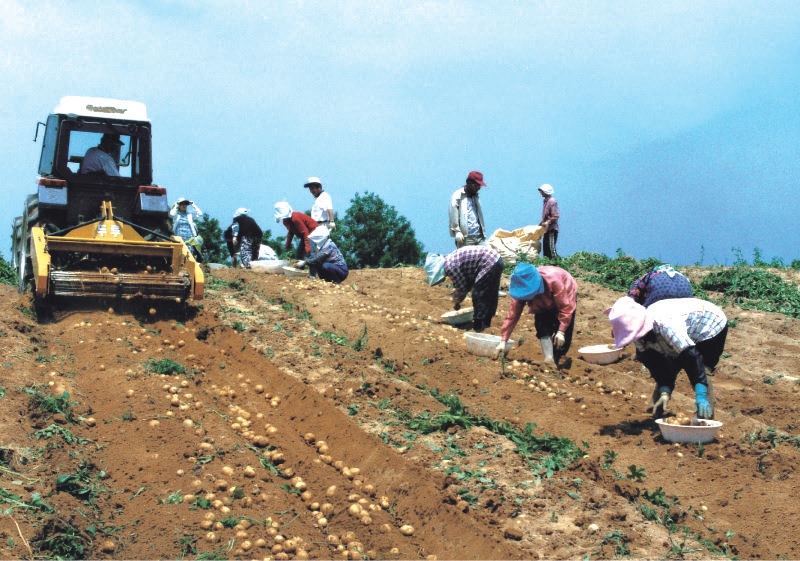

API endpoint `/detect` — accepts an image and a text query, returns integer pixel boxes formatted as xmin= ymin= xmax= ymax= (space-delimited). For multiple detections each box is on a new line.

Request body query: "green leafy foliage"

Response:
xmin=219 ymin=515 xmax=240 ymax=528
xmin=626 ymin=464 xmax=647 ymax=482
xmin=190 ymin=496 xmax=212 ymax=510
xmin=34 ymin=424 xmax=88 ymax=445
xmin=0 ymin=488 xmax=53 ymax=513
xmin=55 ymin=460 xmax=106 ymax=504
xmin=745 ymin=426 xmax=800 ymax=449
xmin=159 ymin=490 xmax=184 ymax=504
xmin=396 ymin=389 xmax=584 ymax=478
xmin=336 ymin=192 xmax=424 ymax=268
xmin=34 ymin=523 xmax=90 ymax=559
xmin=542 ymin=249 xmax=666 ymax=293
xmin=0 ymin=257 xmax=16 ymax=286
xmin=700 ymin=267 xmax=800 ymax=317
xmin=145 ymin=358 xmax=186 ymax=375
xmin=521 ymin=248 xmax=800 ymax=318
xmin=178 ymin=534 xmax=198 ymax=557
xmin=19 ymin=384 xmax=78 ymax=423
xmin=258 ymin=455 xmax=288 ymax=478
xmin=318 ymin=324 xmax=367 ymax=351
xmin=598 ymin=530 xmax=631 ymax=557
xmin=517 ymin=249 xmax=713 ymax=298
xmin=195 ymin=215 xmax=224 ymax=263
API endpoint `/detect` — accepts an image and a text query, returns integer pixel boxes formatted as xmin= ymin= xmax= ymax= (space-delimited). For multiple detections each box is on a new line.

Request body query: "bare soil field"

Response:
xmin=1 ymin=265 xmax=799 ymax=559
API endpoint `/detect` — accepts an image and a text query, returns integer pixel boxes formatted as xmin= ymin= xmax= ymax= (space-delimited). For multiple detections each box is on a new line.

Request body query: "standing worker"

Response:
xmin=274 ymin=202 xmax=317 ymax=260
xmin=424 ymin=245 xmax=504 ymax=333
xmin=231 ymin=208 xmax=263 ymax=269
xmin=169 ymin=197 xmax=205 ymax=261
xmin=494 ymin=263 xmax=577 ymax=366
xmin=605 ymin=296 xmax=727 ymax=419
xmin=538 ymin=184 xmax=559 ymax=258
xmin=449 ymin=171 xmax=488 ymax=248
xmin=304 ymin=177 xmax=335 ymax=230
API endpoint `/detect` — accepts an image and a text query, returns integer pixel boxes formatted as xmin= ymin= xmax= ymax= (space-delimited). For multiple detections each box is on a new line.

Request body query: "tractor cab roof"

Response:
xmin=53 ymin=96 xmax=149 ymax=123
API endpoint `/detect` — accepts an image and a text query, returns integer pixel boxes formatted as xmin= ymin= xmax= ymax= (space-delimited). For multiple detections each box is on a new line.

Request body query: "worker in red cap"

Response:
xmin=449 ymin=170 xmax=488 ymax=248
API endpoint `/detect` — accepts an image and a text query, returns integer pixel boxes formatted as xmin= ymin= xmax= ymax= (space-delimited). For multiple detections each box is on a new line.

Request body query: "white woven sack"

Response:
xmin=488 ymin=225 xmax=545 ymax=265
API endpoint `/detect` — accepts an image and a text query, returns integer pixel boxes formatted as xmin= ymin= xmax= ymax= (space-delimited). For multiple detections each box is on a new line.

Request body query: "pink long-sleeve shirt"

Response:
xmin=500 ymin=266 xmax=577 ymax=340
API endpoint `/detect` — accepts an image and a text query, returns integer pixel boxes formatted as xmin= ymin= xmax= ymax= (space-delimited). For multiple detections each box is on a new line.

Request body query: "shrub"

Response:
xmin=336 ymin=192 xmax=424 ymax=268
xmin=0 ymin=257 xmax=16 ymax=286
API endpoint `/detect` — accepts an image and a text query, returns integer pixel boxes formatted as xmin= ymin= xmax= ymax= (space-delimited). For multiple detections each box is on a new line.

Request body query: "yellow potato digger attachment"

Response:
xmin=12 ymin=97 xmax=205 ymax=313
xmin=30 ymin=201 xmax=203 ymax=302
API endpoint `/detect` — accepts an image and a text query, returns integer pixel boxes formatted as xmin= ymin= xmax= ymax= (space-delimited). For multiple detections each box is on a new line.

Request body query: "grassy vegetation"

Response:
xmin=317 ymin=324 xmax=368 ymax=351
xmin=396 ymin=388 xmax=585 ymax=479
xmin=700 ymin=267 xmax=800 ymax=318
xmin=518 ymin=248 xmax=799 ymax=318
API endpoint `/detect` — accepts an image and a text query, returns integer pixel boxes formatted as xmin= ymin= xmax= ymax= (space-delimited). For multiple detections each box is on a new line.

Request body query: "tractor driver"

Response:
xmin=80 ymin=133 xmax=123 ymax=176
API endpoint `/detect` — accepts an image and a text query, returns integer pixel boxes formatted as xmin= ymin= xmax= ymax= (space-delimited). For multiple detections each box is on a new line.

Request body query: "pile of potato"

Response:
xmin=663 ymin=414 xmax=712 ymax=427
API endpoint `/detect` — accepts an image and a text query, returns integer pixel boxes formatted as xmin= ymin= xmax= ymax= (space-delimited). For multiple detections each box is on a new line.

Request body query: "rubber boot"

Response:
xmin=539 ymin=337 xmax=556 ymax=366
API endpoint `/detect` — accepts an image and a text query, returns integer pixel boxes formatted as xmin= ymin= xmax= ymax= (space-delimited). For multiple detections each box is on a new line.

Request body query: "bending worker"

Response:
xmin=494 ymin=263 xmax=577 ymax=366
xmin=425 ymin=245 xmax=503 ymax=332
xmin=628 ymin=264 xmax=693 ymax=307
xmin=231 ymin=208 xmax=263 ymax=269
xmin=295 ymin=225 xmax=348 ymax=284
xmin=274 ymin=201 xmax=318 ymax=260
xmin=606 ymin=296 xmax=727 ymax=419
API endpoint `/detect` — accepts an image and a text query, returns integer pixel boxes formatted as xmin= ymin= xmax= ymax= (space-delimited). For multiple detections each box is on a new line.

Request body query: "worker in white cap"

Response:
xmin=169 ymin=197 xmax=205 ymax=261
xmin=538 ymin=183 xmax=559 ymax=258
xmin=304 ymin=176 xmax=336 ymax=230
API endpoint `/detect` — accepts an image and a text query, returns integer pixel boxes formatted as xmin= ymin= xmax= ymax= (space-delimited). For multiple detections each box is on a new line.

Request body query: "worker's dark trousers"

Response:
xmin=471 ymin=258 xmax=504 ymax=332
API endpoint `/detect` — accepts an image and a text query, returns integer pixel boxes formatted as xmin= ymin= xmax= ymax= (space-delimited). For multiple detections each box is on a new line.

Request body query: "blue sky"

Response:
xmin=2 ymin=0 xmax=798 ymax=266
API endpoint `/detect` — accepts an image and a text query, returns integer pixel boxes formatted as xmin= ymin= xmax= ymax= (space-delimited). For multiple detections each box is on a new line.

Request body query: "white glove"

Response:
xmin=652 ymin=392 xmax=670 ymax=416
xmin=295 ymin=260 xmax=306 ymax=268
xmin=454 ymin=232 xmax=464 ymax=246
xmin=493 ymin=340 xmax=511 ymax=360
xmin=553 ymin=331 xmax=566 ymax=349
xmin=329 ymin=221 xmax=336 ymax=230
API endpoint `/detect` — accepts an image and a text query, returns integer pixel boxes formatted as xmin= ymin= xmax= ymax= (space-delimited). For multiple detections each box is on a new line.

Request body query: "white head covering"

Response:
xmin=309 ymin=225 xmax=330 ymax=247
xmin=233 ymin=208 xmax=249 ymax=218
xmin=304 ymin=176 xmax=322 ymax=188
xmin=274 ymin=202 xmax=293 ymax=222
xmin=424 ymin=253 xmax=446 ymax=286
xmin=538 ymin=183 xmax=554 ymax=196
xmin=175 ymin=196 xmax=193 ymax=205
